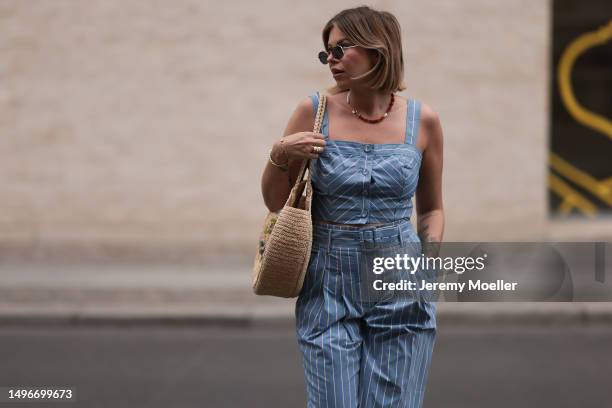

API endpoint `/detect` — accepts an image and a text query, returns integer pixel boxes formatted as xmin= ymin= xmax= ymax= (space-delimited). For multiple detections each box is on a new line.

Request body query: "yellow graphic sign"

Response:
xmin=550 ymin=19 xmax=612 ymax=217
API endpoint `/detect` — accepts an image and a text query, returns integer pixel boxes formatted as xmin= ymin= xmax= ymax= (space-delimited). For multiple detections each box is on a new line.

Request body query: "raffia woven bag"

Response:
xmin=252 ymin=92 xmax=327 ymax=298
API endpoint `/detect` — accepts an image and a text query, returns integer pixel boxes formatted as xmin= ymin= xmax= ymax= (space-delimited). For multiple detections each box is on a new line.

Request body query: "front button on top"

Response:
xmin=364 ymin=144 xmax=371 ymax=152
xmin=362 ymin=169 xmax=368 ymax=175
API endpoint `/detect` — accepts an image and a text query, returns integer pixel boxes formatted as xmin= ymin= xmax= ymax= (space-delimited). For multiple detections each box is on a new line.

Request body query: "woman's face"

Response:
xmin=326 ymin=25 xmax=377 ymax=85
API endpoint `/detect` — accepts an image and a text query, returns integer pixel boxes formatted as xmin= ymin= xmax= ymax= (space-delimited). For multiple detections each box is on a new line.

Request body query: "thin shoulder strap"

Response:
xmin=310 ymin=92 xmax=320 ymax=115
xmin=405 ymin=98 xmax=422 ymax=146
xmin=310 ymin=91 xmax=329 ymax=138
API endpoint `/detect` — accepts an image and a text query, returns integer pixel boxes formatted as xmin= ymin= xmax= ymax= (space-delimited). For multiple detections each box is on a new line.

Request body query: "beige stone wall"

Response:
xmin=1 ymin=0 xmax=609 ymax=259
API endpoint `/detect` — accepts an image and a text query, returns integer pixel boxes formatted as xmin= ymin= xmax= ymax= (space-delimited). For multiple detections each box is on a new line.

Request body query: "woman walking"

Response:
xmin=261 ymin=6 xmax=444 ymax=407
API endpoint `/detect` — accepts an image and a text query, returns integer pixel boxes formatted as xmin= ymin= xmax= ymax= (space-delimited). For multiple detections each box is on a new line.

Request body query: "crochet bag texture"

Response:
xmin=252 ymin=92 xmax=327 ymax=297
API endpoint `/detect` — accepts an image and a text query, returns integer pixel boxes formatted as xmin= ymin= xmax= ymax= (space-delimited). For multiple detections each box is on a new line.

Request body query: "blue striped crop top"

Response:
xmin=309 ymin=91 xmax=422 ymax=224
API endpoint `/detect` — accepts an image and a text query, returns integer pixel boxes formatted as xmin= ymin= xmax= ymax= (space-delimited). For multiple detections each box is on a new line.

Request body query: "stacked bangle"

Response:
xmin=269 ymin=148 xmax=289 ymax=171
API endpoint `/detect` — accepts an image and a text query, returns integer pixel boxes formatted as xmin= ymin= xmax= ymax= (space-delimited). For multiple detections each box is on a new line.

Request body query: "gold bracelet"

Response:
xmin=269 ymin=149 xmax=289 ymax=171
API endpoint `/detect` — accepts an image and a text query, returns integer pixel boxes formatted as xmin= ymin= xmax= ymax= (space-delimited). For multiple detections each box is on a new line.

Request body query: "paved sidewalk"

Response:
xmin=1 ymin=261 xmax=612 ymax=326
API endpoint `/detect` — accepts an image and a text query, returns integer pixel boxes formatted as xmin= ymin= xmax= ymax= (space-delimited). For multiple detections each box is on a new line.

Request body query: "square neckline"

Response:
xmin=320 ymin=93 xmax=423 ymax=156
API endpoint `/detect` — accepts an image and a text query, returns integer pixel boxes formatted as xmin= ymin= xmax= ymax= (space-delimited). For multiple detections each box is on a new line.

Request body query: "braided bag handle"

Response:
xmin=286 ymin=92 xmax=327 ymax=208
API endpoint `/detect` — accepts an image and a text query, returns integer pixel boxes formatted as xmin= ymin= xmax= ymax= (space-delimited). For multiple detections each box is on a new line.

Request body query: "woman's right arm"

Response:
xmin=261 ymin=97 xmax=326 ymax=212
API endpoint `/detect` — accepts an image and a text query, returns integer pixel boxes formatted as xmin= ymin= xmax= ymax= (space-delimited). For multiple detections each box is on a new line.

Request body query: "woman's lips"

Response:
xmin=332 ymin=71 xmax=345 ymax=78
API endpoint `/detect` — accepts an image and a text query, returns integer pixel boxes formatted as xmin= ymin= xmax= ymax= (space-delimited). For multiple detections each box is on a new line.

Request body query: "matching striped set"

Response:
xmin=294 ymin=91 xmax=437 ymax=407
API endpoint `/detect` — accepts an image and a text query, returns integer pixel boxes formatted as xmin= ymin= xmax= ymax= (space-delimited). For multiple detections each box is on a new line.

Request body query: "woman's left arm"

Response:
xmin=415 ymin=103 xmax=445 ymax=256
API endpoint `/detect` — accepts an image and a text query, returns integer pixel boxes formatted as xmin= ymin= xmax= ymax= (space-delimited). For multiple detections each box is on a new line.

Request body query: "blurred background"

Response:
xmin=0 ymin=0 xmax=610 ymax=407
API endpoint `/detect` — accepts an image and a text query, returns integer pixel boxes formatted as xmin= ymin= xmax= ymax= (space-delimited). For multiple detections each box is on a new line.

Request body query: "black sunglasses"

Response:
xmin=318 ymin=44 xmax=358 ymax=64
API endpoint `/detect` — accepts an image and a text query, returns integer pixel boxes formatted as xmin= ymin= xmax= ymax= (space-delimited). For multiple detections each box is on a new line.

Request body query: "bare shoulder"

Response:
xmin=282 ymin=96 xmax=316 ymax=138
xmin=419 ymin=101 xmax=443 ymax=149
xmin=420 ymin=101 xmax=441 ymax=130
xmin=282 ymin=96 xmax=317 ymax=184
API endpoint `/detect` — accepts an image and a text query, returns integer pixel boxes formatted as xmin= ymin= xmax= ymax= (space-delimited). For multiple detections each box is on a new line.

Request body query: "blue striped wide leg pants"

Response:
xmin=295 ymin=219 xmax=437 ymax=408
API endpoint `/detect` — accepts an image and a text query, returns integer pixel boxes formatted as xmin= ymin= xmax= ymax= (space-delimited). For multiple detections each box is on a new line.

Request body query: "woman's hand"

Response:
xmin=271 ymin=132 xmax=327 ymax=163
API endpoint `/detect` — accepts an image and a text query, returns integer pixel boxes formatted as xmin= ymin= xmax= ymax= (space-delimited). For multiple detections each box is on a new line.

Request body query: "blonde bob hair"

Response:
xmin=322 ymin=6 xmax=407 ymax=95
